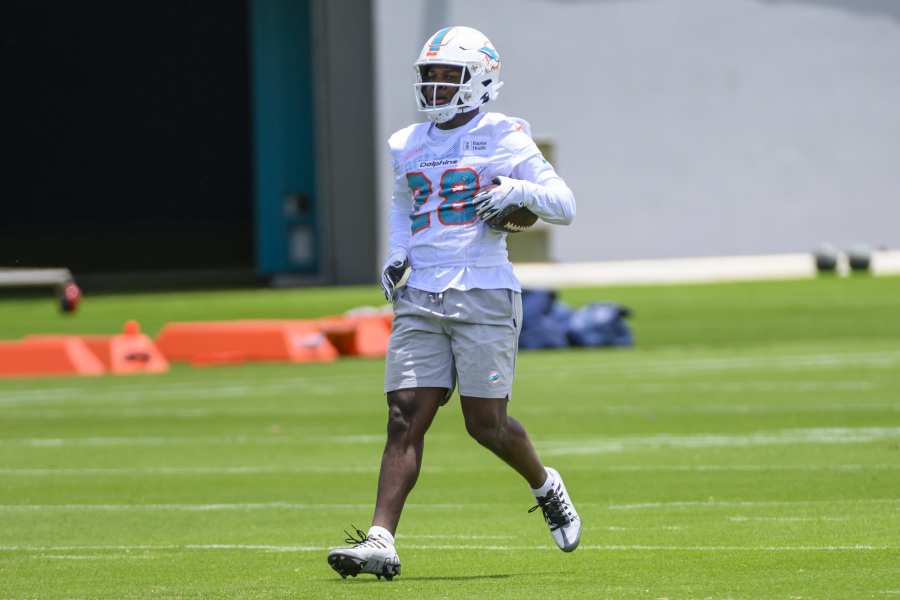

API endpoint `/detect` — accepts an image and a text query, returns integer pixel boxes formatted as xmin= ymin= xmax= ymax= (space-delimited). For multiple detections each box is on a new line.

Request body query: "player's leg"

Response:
xmin=451 ymin=288 xmax=581 ymax=551
xmin=327 ymin=387 xmax=444 ymax=580
xmin=459 ymin=394 xmax=545 ymax=486
xmin=372 ymin=386 xmax=445 ymax=533
xmin=459 ymin=393 xmax=581 ymax=552
xmin=328 ymin=288 xmax=454 ymax=579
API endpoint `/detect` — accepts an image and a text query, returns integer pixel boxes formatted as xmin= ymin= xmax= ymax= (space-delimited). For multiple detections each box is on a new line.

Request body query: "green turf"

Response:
xmin=1 ymin=277 xmax=899 ymax=598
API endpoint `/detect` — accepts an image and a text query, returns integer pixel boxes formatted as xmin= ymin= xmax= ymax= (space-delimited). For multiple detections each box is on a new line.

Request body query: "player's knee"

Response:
xmin=385 ymin=390 xmax=416 ymax=440
xmin=464 ymin=414 xmax=505 ymax=449
xmin=387 ymin=405 xmax=411 ymax=439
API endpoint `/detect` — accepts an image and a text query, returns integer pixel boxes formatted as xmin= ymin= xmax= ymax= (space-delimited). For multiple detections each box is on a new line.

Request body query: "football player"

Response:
xmin=328 ymin=26 xmax=579 ymax=580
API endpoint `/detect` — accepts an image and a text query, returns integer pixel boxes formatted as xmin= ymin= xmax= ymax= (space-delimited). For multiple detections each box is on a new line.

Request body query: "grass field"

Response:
xmin=1 ymin=276 xmax=899 ymax=599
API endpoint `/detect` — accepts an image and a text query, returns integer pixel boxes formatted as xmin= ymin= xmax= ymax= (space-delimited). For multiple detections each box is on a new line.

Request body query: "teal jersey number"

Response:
xmin=438 ymin=168 xmax=479 ymax=226
xmin=406 ymin=167 xmax=479 ymax=234
xmin=406 ymin=172 xmax=432 ymax=234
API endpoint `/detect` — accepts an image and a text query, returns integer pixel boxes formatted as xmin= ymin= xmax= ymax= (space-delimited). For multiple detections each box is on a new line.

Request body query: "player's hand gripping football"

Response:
xmin=473 ymin=176 xmax=528 ymax=226
xmin=381 ymin=252 xmax=411 ymax=302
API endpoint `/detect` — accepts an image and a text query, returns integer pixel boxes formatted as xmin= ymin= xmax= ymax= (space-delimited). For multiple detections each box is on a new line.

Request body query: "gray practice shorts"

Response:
xmin=384 ymin=286 xmax=523 ymax=401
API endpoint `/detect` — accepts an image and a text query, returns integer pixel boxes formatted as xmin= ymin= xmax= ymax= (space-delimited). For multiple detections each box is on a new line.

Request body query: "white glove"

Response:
xmin=473 ymin=176 xmax=528 ymax=223
xmin=380 ymin=251 xmax=410 ymax=301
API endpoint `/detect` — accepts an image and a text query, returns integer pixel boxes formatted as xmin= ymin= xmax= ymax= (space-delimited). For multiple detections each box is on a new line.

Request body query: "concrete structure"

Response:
xmin=374 ymin=0 xmax=900 ymax=265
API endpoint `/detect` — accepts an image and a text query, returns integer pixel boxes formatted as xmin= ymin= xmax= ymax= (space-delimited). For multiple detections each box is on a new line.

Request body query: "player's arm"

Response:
xmin=474 ymin=125 xmax=576 ymax=226
xmin=381 ymin=172 xmax=413 ymax=301
xmin=387 ymin=173 xmax=412 ymax=259
xmin=506 ymin=154 xmax=576 ymax=225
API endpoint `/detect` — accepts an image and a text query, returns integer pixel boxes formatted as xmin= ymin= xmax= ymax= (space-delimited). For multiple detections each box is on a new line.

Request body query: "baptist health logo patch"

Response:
xmin=487 ymin=371 xmax=502 ymax=385
xmin=462 ymin=136 xmax=490 ymax=155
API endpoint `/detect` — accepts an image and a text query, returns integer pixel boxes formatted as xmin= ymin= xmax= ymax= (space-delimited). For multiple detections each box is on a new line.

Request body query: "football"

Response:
xmin=477 ymin=183 xmax=539 ymax=233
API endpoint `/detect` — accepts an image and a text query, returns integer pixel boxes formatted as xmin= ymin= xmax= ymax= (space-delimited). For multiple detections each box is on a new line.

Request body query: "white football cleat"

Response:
xmin=529 ymin=467 xmax=582 ymax=552
xmin=327 ymin=526 xmax=401 ymax=580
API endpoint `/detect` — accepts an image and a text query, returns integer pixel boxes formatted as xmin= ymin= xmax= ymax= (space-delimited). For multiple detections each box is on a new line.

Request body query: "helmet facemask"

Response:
xmin=414 ymin=62 xmax=474 ymax=124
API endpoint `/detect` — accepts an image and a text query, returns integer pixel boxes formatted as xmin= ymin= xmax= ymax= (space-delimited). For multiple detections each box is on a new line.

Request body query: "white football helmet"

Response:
xmin=414 ymin=26 xmax=503 ymax=124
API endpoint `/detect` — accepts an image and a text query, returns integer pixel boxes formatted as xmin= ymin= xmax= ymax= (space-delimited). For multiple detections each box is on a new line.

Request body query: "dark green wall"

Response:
xmin=1 ymin=1 xmax=253 ymax=275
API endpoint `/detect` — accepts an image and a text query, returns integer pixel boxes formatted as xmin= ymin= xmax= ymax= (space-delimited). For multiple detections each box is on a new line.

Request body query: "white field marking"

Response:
xmin=40 ymin=554 xmax=156 ymax=560
xmin=0 ymin=502 xmax=468 ymax=512
xmin=603 ymin=526 xmax=686 ymax=531
xmin=0 ymin=377 xmax=370 ymax=408
xmin=570 ymin=464 xmax=900 ymax=473
xmin=538 ymin=426 xmax=900 ymax=456
xmin=395 ymin=534 xmax=514 ymax=540
xmin=520 ymin=350 xmax=900 ymax=376
xmin=12 ymin=401 xmax=900 ymax=420
xmin=0 ymin=406 xmax=382 ymax=419
xmin=0 ymin=380 xmax=900 ymax=419
xmin=0 ymin=544 xmax=180 ymax=551
xmin=0 ymin=377 xmax=889 ymax=418
xmin=583 ymin=380 xmax=879 ymax=394
xmin=1 ymin=498 xmax=897 ymax=514
xmin=2 ymin=544 xmax=898 ymax=554
xmin=2 ymin=350 xmax=897 ymax=408
xmin=523 ymin=403 xmax=900 ymax=418
xmin=608 ymin=498 xmax=900 ymax=510
xmin=0 ymin=465 xmax=383 ymax=476
xmin=0 ymin=433 xmax=406 ymax=448
xmin=22 ymin=425 xmax=898 ymax=451
xmin=728 ymin=516 xmax=849 ymax=522
xmin=2 ymin=463 xmax=899 ymax=478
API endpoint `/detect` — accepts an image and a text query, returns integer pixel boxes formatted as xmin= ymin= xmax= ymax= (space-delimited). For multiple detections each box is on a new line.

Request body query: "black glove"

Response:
xmin=381 ymin=254 xmax=410 ymax=301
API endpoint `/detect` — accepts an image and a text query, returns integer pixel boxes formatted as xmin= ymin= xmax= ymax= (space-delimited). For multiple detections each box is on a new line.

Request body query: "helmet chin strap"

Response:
xmin=426 ymin=101 xmax=477 ymax=124
xmin=427 ymin=108 xmax=457 ymax=124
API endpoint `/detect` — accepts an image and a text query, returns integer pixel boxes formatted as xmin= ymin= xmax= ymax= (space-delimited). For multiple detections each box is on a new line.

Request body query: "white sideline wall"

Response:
xmin=373 ymin=0 xmax=900 ymax=266
xmin=512 ymin=250 xmax=900 ymax=288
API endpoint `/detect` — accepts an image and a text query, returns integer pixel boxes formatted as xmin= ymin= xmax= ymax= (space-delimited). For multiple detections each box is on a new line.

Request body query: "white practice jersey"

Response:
xmin=387 ymin=112 xmax=575 ymax=293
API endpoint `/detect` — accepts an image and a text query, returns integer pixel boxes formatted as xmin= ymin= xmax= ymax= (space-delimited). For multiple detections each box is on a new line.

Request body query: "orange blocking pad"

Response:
xmin=316 ymin=315 xmax=392 ymax=357
xmin=0 ymin=337 xmax=106 ymax=378
xmin=77 ymin=322 xmax=169 ymax=375
xmin=156 ymin=320 xmax=339 ymax=365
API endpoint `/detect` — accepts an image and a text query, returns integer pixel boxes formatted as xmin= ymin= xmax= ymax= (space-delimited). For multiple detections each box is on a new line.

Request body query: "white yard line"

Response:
xmin=523 ymin=350 xmax=900 ymax=376
xmin=395 ymin=534 xmax=515 ymax=540
xmin=5 ymin=424 xmax=898 ymax=450
xmin=0 ymin=502 xmax=469 ymax=512
xmin=538 ymin=426 xmax=900 ymax=456
xmin=608 ymin=498 xmax=900 ymax=510
xmin=8 ymin=400 xmax=900 ymax=420
xmin=0 ymin=379 xmax=363 ymax=408
xmin=2 ymin=350 xmax=899 ymax=409
xmin=0 ymin=434 xmax=404 ymax=448
xmin=728 ymin=516 xmax=849 ymax=522
xmin=40 ymin=554 xmax=157 ymax=560
xmin=0 ymin=498 xmax=896 ymax=513
xmin=1 ymin=463 xmax=898 ymax=477
xmin=0 ymin=379 xmax=881 ymax=415
xmin=0 ymin=466 xmax=381 ymax=476
xmin=583 ymin=380 xmax=879 ymax=393
xmin=0 ymin=543 xmax=897 ymax=554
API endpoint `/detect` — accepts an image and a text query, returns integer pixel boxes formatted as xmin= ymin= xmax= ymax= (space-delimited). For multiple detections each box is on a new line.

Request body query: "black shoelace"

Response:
xmin=343 ymin=525 xmax=391 ymax=550
xmin=528 ymin=489 xmax=571 ymax=531
xmin=343 ymin=525 xmax=369 ymax=547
